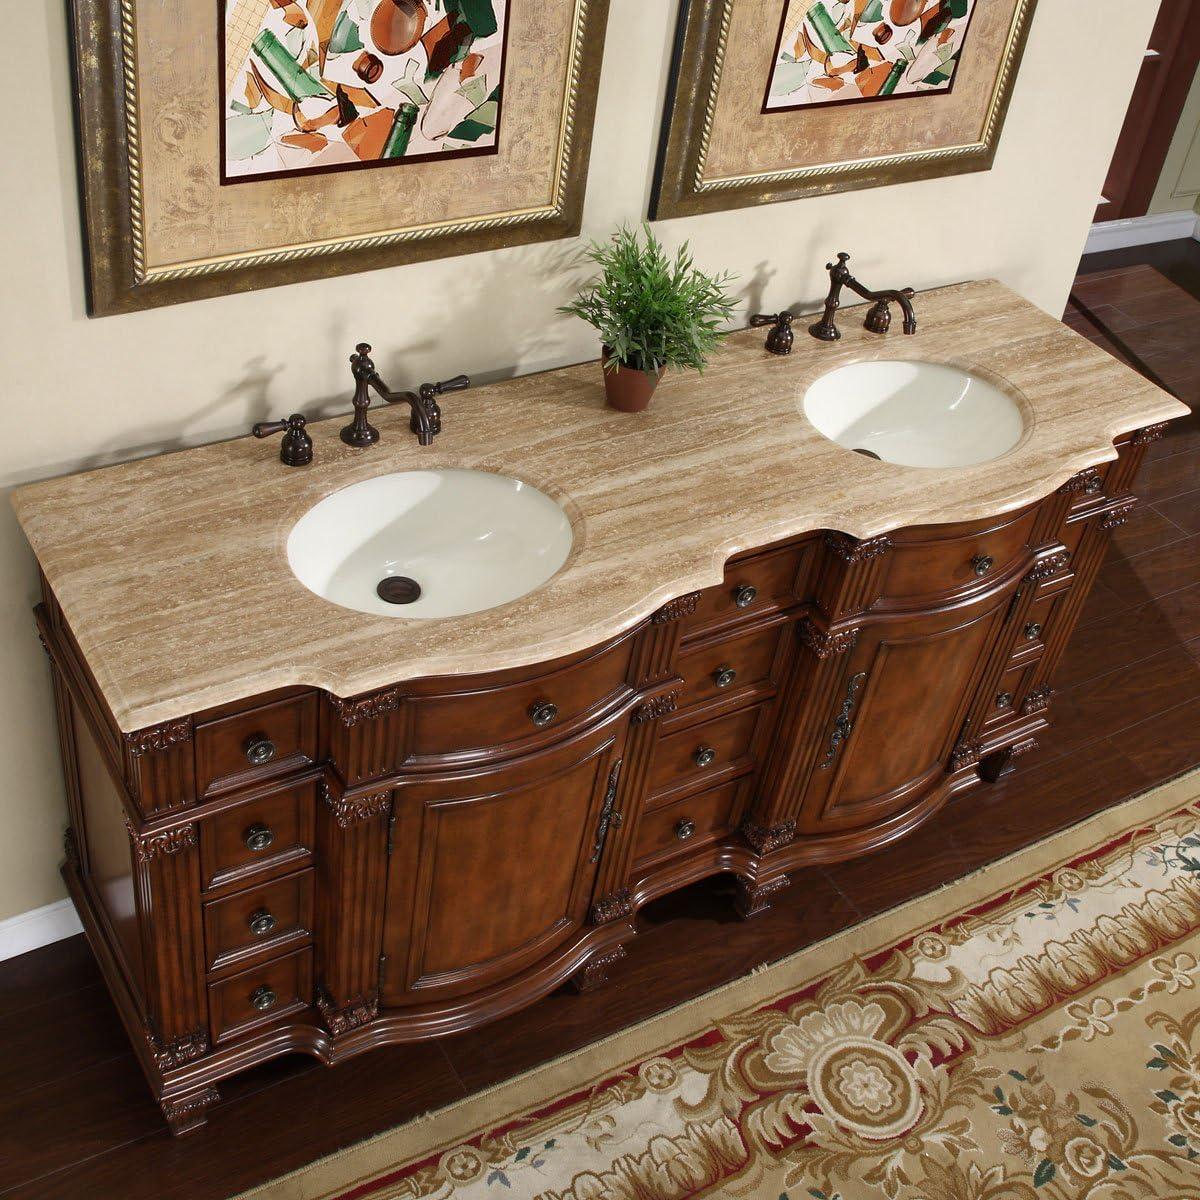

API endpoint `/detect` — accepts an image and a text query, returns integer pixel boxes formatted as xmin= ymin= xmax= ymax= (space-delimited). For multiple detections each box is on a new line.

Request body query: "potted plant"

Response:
xmin=560 ymin=224 xmax=737 ymax=412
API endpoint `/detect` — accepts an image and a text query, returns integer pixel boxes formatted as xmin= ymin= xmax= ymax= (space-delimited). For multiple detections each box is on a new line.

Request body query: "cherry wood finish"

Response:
xmin=33 ymin=428 xmax=1168 ymax=1134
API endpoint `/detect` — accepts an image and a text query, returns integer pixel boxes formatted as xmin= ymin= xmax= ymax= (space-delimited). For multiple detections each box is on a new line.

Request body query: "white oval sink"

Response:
xmin=287 ymin=470 xmax=573 ymax=619
xmin=803 ymin=360 xmax=1025 ymax=468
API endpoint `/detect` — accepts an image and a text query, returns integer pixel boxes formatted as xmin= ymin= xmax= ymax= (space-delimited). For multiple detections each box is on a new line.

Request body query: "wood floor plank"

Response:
xmin=0 ymin=935 xmax=98 ymax=1022
xmin=1106 ymin=502 xmax=1188 ymax=560
xmin=1156 ymin=489 xmax=1200 ymax=536
xmin=1097 ymin=532 xmax=1200 ymax=607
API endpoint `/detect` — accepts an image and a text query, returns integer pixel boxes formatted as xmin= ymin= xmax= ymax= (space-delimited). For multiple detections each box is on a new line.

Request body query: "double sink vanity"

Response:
xmin=12 ymin=280 xmax=1186 ymax=1132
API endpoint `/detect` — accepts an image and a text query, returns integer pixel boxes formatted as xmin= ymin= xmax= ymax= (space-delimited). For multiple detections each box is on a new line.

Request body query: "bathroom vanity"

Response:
xmin=12 ymin=281 xmax=1186 ymax=1133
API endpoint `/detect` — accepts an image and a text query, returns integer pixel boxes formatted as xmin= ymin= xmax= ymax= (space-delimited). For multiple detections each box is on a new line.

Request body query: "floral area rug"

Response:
xmin=241 ymin=768 xmax=1200 ymax=1199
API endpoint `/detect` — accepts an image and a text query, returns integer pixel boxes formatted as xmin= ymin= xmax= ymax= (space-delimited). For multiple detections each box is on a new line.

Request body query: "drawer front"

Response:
xmin=195 ymin=695 xmax=318 ymax=796
xmin=200 ymin=782 xmax=316 ymax=891
xmin=202 ymin=869 xmax=314 ymax=973
xmin=408 ymin=636 xmax=634 ymax=758
xmin=649 ymin=704 xmax=762 ymax=797
xmin=982 ymin=660 xmax=1039 ymax=733
xmin=208 ymin=948 xmax=312 ymax=1044
xmin=682 ymin=540 xmax=813 ymax=636
xmin=881 ymin=509 xmax=1038 ymax=602
xmin=677 ymin=621 xmax=786 ymax=711
xmin=635 ymin=779 xmax=743 ymax=865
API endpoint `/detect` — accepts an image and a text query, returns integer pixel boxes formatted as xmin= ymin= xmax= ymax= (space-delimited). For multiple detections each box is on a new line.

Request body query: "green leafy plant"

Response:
xmin=560 ymin=224 xmax=737 ymax=376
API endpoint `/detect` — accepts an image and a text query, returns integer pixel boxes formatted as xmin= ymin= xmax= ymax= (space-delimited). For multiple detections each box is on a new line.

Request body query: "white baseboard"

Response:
xmin=0 ymin=898 xmax=83 ymax=962
xmin=1086 ymin=210 xmax=1200 ymax=255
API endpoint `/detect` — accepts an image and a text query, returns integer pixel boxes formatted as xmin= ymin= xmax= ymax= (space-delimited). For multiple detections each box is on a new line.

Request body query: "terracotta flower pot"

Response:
xmin=601 ymin=348 xmax=663 ymax=413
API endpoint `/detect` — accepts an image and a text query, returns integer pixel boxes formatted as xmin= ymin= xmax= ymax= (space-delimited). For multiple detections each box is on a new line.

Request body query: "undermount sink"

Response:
xmin=287 ymin=469 xmax=573 ymax=618
xmin=802 ymin=360 xmax=1025 ymax=468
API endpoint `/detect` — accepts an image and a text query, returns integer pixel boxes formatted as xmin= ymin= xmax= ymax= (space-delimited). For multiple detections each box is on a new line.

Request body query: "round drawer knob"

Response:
xmin=1024 ymin=622 xmax=1043 ymax=641
xmin=248 ymin=909 xmax=277 ymax=937
xmin=996 ymin=692 xmax=1013 ymax=710
xmin=971 ymin=554 xmax=995 ymax=577
xmin=733 ymin=584 xmax=758 ymax=609
xmin=528 ymin=700 xmax=558 ymax=728
xmin=675 ymin=818 xmax=696 ymax=841
xmin=243 ymin=735 xmax=277 ymax=767
xmin=249 ymin=985 xmax=278 ymax=1012
xmin=713 ymin=665 xmax=737 ymax=689
xmin=693 ymin=746 xmax=717 ymax=768
xmin=244 ymin=823 xmax=274 ymax=853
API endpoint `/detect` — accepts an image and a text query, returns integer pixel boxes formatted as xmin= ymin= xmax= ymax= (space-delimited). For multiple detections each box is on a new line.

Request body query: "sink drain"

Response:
xmin=377 ymin=576 xmax=422 ymax=605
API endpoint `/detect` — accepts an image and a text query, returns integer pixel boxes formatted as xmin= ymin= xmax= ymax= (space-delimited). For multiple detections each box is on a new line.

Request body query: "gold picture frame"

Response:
xmin=70 ymin=0 xmax=610 ymax=315
xmin=651 ymin=0 xmax=1037 ymax=220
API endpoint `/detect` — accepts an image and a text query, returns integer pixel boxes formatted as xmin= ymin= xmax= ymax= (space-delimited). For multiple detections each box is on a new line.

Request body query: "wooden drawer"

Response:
xmin=208 ymin=948 xmax=312 ymax=1044
xmin=649 ymin=704 xmax=762 ymax=797
xmin=407 ymin=635 xmax=634 ymax=759
xmin=681 ymin=539 xmax=814 ymax=636
xmin=676 ymin=620 xmax=786 ymax=711
xmin=881 ymin=508 xmax=1037 ymax=602
xmin=202 ymin=869 xmax=313 ymax=974
xmin=195 ymin=695 xmax=318 ymax=796
xmin=635 ymin=779 xmax=743 ymax=865
xmin=199 ymin=781 xmax=316 ymax=891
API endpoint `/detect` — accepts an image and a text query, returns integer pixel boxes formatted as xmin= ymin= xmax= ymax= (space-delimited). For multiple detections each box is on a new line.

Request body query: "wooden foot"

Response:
xmin=979 ymin=737 xmax=1037 ymax=784
xmin=733 ymin=874 xmax=790 ymax=920
xmin=161 ymin=1085 xmax=219 ymax=1136
xmin=570 ymin=945 xmax=627 ymax=993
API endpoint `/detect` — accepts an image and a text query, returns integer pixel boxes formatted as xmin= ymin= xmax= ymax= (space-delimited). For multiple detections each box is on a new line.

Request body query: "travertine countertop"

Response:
xmin=13 ymin=281 xmax=1186 ymax=731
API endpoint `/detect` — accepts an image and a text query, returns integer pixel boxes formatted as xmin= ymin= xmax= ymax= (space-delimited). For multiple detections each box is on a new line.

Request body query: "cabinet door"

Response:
xmin=796 ymin=589 xmax=1013 ymax=834
xmin=380 ymin=721 xmax=625 ymax=1005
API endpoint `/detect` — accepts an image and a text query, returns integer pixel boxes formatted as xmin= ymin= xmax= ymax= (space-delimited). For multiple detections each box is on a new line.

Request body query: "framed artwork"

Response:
xmin=69 ymin=0 xmax=609 ymax=315
xmin=651 ymin=0 xmax=1036 ymax=220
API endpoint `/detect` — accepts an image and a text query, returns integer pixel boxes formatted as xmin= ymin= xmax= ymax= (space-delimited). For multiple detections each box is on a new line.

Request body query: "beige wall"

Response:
xmin=1149 ymin=60 xmax=1200 ymax=216
xmin=0 ymin=0 xmax=1157 ymax=925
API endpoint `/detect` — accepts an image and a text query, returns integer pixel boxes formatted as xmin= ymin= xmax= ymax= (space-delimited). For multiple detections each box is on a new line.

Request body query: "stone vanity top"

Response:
xmin=12 ymin=280 xmax=1186 ymax=732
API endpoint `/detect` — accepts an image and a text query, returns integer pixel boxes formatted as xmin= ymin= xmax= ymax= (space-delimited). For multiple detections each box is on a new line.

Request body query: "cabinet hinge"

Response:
xmin=378 ymin=953 xmax=387 ymax=988
xmin=1004 ymin=584 xmax=1024 ymax=625
xmin=386 ymin=812 xmax=397 ymax=857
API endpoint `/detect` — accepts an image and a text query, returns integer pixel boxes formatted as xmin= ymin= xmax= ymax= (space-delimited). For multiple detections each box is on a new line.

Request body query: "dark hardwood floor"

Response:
xmin=3 ymin=247 xmax=1199 ymax=1199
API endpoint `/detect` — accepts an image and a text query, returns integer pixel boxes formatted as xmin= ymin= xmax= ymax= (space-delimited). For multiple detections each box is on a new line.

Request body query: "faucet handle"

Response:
xmin=350 ymin=342 xmax=376 ymax=378
xmin=253 ymin=413 xmax=313 ymax=467
xmin=748 ymin=312 xmax=794 ymax=356
xmin=419 ymin=374 xmax=470 ymax=401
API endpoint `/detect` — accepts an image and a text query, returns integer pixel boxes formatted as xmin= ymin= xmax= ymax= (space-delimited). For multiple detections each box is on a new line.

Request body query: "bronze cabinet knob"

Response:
xmin=675 ymin=818 xmax=696 ymax=840
xmin=996 ymin=692 xmax=1013 ymax=709
xmin=694 ymin=746 xmax=717 ymax=768
xmin=247 ymin=909 xmax=276 ymax=937
xmin=243 ymin=735 xmax=277 ymax=766
xmin=244 ymin=824 xmax=274 ymax=853
xmin=733 ymin=584 xmax=758 ymax=609
xmin=713 ymin=666 xmax=737 ymax=689
xmin=971 ymin=554 xmax=995 ymax=577
xmin=528 ymin=700 xmax=558 ymax=728
xmin=1024 ymin=622 xmax=1043 ymax=641
xmin=249 ymin=985 xmax=278 ymax=1012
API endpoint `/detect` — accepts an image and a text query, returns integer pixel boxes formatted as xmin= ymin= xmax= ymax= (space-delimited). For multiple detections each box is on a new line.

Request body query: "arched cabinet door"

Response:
xmin=379 ymin=718 xmax=626 ymax=1006
xmin=795 ymin=585 xmax=1016 ymax=834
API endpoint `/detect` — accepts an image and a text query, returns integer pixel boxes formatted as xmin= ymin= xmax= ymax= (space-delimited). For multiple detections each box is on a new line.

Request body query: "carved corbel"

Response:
xmin=950 ymin=737 xmax=983 ymax=771
xmin=823 ymin=531 xmax=892 ymax=563
xmin=1132 ymin=423 xmax=1168 ymax=445
xmin=1058 ymin=468 xmax=1104 ymax=497
xmin=1023 ymin=549 xmax=1071 ymax=584
xmin=316 ymin=987 xmax=379 ymax=1037
xmin=591 ymin=887 xmax=634 ymax=924
xmin=124 ymin=717 xmax=193 ymax=757
xmin=150 ymin=1026 xmax=209 ymax=1071
xmin=798 ymin=617 xmax=859 ymax=659
xmin=630 ymin=690 xmax=679 ymax=725
xmin=651 ymin=592 xmax=700 ymax=624
xmin=1021 ymin=685 xmax=1053 ymax=716
xmin=320 ymin=781 xmax=392 ymax=828
xmin=124 ymin=817 xmax=197 ymax=862
xmin=328 ymin=686 xmax=402 ymax=728
xmin=1100 ymin=499 xmax=1138 ymax=531
xmin=740 ymin=818 xmax=797 ymax=855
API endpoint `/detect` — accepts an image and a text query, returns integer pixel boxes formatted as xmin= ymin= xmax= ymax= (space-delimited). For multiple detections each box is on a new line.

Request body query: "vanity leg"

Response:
xmin=979 ymin=738 xmax=1037 ymax=784
xmin=160 ymin=1085 xmax=220 ymax=1136
xmin=570 ymin=945 xmax=627 ymax=994
xmin=733 ymin=874 xmax=790 ymax=920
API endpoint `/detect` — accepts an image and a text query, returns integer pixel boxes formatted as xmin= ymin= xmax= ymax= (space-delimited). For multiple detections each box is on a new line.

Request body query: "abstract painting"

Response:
xmin=222 ymin=0 xmax=508 ymax=181
xmin=765 ymin=0 xmax=976 ymax=111
xmin=651 ymin=0 xmax=1034 ymax=219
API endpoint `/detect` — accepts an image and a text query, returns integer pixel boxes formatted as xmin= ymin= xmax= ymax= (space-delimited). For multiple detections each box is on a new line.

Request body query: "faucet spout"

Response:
xmin=808 ymin=253 xmax=917 ymax=342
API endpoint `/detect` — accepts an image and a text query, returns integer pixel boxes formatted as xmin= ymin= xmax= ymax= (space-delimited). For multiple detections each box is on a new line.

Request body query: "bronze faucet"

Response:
xmin=253 ymin=413 xmax=313 ymax=466
xmin=809 ymin=252 xmax=916 ymax=342
xmin=341 ymin=342 xmax=470 ymax=448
